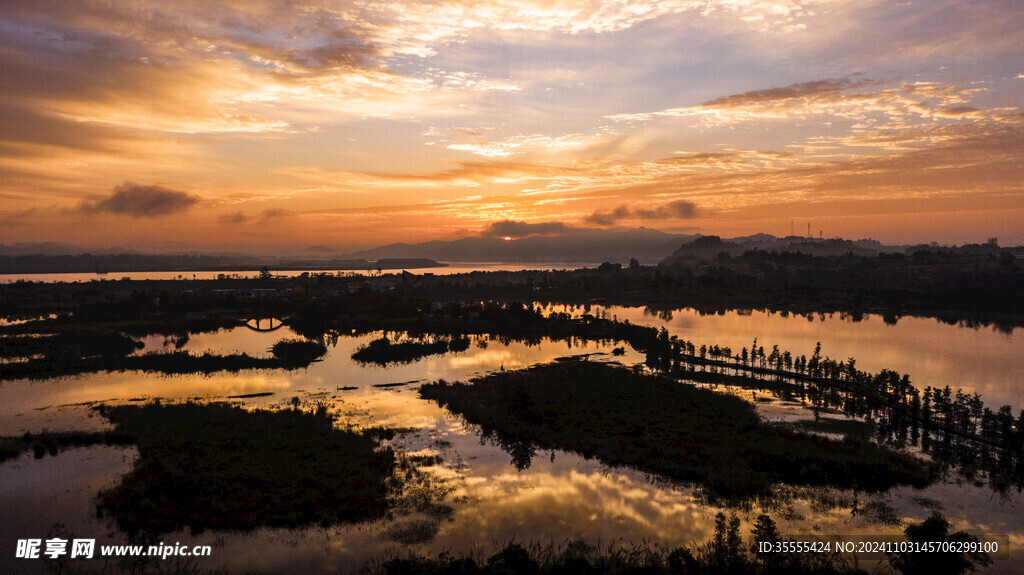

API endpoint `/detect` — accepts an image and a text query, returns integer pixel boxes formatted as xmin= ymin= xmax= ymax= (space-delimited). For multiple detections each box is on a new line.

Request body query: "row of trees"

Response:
xmin=639 ymin=328 xmax=1024 ymax=492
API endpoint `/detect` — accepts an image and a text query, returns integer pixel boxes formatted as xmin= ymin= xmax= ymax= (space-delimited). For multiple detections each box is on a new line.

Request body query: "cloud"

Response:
xmin=80 ymin=182 xmax=199 ymax=217
xmin=605 ymin=77 xmax=991 ymax=127
xmin=447 ymin=133 xmax=606 ymax=158
xmin=217 ymin=208 xmax=294 ymax=225
xmin=700 ymin=78 xmax=870 ymax=109
xmin=587 ymin=200 xmax=701 ymax=226
xmin=259 ymin=208 xmax=294 ymax=220
xmin=218 ymin=212 xmax=248 ymax=224
xmin=296 ymin=161 xmax=577 ymax=189
xmin=0 ymin=207 xmax=39 ymax=227
xmin=482 ymin=220 xmax=573 ymax=238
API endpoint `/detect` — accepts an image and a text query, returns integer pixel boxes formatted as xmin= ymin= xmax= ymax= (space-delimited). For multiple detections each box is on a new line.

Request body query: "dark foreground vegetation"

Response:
xmin=95 ymin=402 xmax=396 ymax=536
xmin=371 ymin=512 xmax=991 ymax=575
xmin=420 ymin=361 xmax=931 ymax=499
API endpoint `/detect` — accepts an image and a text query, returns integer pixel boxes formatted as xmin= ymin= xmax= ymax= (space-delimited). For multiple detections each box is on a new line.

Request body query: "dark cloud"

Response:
xmin=483 ymin=220 xmax=572 ymax=238
xmin=217 ymin=208 xmax=294 ymax=225
xmin=0 ymin=104 xmax=122 ymax=153
xmin=587 ymin=200 xmax=700 ymax=226
xmin=80 ymin=182 xmax=199 ymax=217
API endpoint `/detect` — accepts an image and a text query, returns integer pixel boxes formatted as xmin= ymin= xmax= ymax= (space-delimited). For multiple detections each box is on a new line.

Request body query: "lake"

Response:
xmin=0 ymin=306 xmax=1021 ymax=573
xmin=0 ymin=262 xmax=597 ymax=283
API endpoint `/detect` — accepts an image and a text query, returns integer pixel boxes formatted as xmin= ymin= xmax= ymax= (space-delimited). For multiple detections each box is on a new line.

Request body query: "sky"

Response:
xmin=1 ymin=0 xmax=1022 ymax=252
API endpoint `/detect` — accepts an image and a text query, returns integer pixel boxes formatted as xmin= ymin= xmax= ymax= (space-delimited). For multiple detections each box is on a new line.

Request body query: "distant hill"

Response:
xmin=0 ymin=242 xmax=88 ymax=256
xmin=661 ymin=235 xmax=892 ymax=266
xmin=345 ymin=228 xmax=697 ymax=264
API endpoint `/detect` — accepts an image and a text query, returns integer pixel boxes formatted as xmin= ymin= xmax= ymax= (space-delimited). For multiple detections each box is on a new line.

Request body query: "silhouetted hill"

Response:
xmin=0 ymin=242 xmax=88 ymax=256
xmin=662 ymin=235 xmax=890 ymax=265
xmin=345 ymin=228 xmax=696 ymax=264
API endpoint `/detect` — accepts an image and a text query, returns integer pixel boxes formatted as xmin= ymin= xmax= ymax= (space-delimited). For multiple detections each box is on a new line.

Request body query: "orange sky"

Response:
xmin=1 ymin=0 xmax=1022 ymax=251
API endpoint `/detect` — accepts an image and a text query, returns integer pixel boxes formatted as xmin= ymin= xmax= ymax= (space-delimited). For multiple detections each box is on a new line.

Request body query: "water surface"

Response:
xmin=1 ymin=309 xmax=1021 ymax=573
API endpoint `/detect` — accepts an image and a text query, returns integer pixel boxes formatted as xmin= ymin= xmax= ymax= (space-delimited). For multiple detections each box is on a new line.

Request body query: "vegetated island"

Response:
xmin=0 ymin=332 xmax=327 ymax=380
xmin=420 ymin=361 xmax=933 ymax=500
xmin=3 ymin=400 xmax=460 ymax=544
xmin=95 ymin=401 xmax=397 ymax=536
xmin=352 ymin=335 xmax=471 ymax=366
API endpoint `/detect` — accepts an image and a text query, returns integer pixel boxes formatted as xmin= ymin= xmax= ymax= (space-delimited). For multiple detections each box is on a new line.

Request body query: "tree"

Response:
xmin=888 ymin=513 xmax=992 ymax=575
xmin=751 ymin=513 xmax=780 ymax=552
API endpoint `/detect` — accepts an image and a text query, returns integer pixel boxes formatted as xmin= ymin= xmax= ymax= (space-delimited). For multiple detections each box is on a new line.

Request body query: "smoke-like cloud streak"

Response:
xmin=80 ymin=182 xmax=199 ymax=217
xmin=483 ymin=220 xmax=572 ymax=238
xmin=587 ymin=200 xmax=700 ymax=226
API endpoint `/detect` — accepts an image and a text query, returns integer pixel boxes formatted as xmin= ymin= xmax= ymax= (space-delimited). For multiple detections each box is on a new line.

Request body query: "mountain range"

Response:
xmin=342 ymin=228 xmax=697 ymax=264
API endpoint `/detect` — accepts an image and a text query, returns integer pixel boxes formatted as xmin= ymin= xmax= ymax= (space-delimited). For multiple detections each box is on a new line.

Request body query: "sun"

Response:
xmin=503 ymin=236 xmax=513 ymax=241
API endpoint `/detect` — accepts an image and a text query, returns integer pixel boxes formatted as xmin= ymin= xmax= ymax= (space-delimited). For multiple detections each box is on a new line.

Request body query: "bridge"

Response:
xmin=243 ymin=317 xmax=286 ymax=332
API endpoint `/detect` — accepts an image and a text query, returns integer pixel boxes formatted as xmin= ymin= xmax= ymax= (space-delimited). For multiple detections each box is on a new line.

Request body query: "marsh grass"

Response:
xmin=0 ymin=330 xmax=142 ymax=359
xmin=367 ymin=513 xmax=864 ymax=575
xmin=420 ymin=362 xmax=932 ymax=500
xmin=353 ymin=336 xmax=472 ymax=366
xmin=787 ymin=418 xmax=876 ymax=441
xmin=0 ymin=430 xmax=134 ymax=462
xmin=369 ymin=510 xmax=991 ymax=575
xmin=0 ymin=335 xmax=326 ymax=379
xmin=95 ymin=402 xmax=396 ymax=537
xmin=269 ymin=337 xmax=327 ymax=365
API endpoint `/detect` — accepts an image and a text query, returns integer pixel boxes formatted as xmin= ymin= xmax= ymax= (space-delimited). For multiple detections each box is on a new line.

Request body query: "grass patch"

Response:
xmin=0 ymin=430 xmax=134 ymax=462
xmin=269 ymin=337 xmax=327 ymax=365
xmin=420 ymin=362 xmax=932 ymax=499
xmin=789 ymin=417 xmax=876 ymax=441
xmin=353 ymin=336 xmax=471 ymax=366
xmin=0 ymin=348 xmax=324 ymax=380
xmin=0 ymin=333 xmax=325 ymax=379
xmin=96 ymin=402 xmax=396 ymax=536
xmin=0 ymin=331 xmax=142 ymax=359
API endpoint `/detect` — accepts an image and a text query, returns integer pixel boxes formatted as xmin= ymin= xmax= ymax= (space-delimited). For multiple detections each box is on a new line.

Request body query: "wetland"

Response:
xmin=0 ymin=272 xmax=1021 ymax=574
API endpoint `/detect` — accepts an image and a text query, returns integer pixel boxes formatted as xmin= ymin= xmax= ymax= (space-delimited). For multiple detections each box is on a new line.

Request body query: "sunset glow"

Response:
xmin=2 ymin=0 xmax=1022 ymax=251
